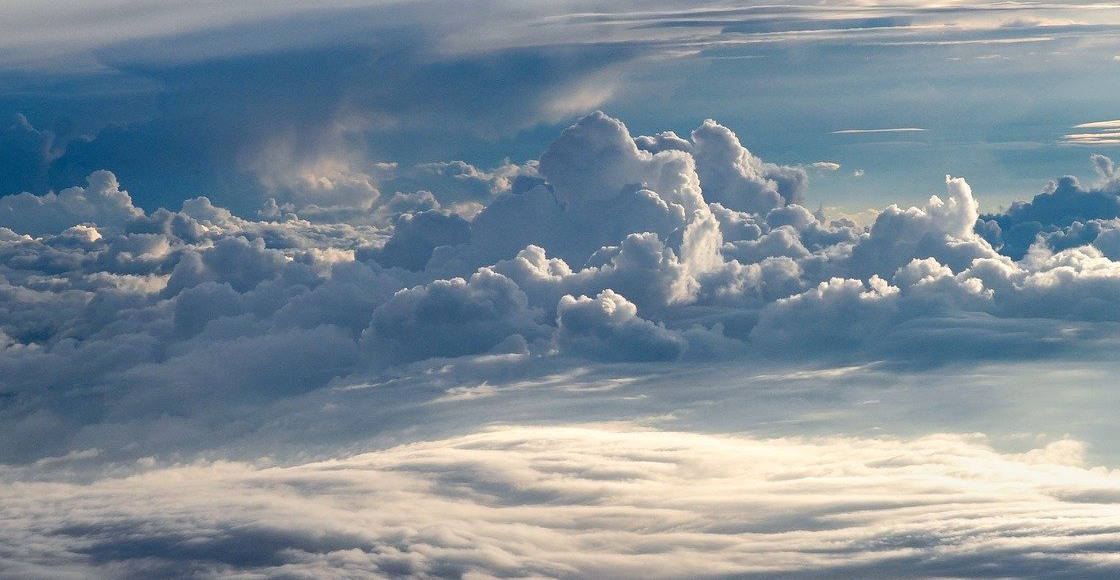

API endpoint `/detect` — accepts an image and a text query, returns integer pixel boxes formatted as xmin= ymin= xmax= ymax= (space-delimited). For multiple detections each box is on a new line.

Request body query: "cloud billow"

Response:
xmin=6 ymin=110 xmax=1120 ymax=579
xmin=8 ymin=2 xmax=1120 ymax=575
xmin=979 ymin=158 xmax=1120 ymax=260
xmin=4 ymin=112 xmax=1120 ymax=461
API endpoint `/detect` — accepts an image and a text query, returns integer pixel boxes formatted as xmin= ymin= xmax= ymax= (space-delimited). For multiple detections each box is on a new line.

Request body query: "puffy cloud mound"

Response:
xmin=981 ymin=156 xmax=1120 ymax=259
xmin=0 ymin=119 xmax=1113 ymax=378
xmin=751 ymin=276 xmax=900 ymax=356
xmin=847 ymin=175 xmax=993 ymax=279
xmin=5 ymin=113 xmax=1120 ymax=461
xmin=0 ymin=171 xmax=143 ymax=236
xmin=555 ymin=290 xmax=685 ymax=361
xmin=362 ymin=270 xmax=548 ymax=365
xmin=689 ymin=119 xmax=807 ymax=213
xmin=539 ymin=111 xmax=704 ymax=213
xmin=371 ymin=210 xmax=470 ymax=271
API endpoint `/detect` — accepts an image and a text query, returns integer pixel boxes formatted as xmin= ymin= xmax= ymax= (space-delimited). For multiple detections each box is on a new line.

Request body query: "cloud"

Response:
xmin=689 ymin=119 xmax=807 ymax=212
xmin=980 ymin=156 xmax=1120 ymax=259
xmin=7 ymin=113 xmax=1120 ymax=465
xmin=361 ymin=269 xmax=550 ymax=366
xmin=0 ymin=114 xmax=57 ymax=197
xmin=5 ymin=0 xmax=1109 ymax=215
xmin=3 ymin=424 xmax=1120 ymax=579
xmin=846 ymin=175 xmax=990 ymax=278
xmin=2 ymin=38 xmax=639 ymax=213
xmin=371 ymin=210 xmax=471 ymax=271
xmin=0 ymin=170 xmax=142 ymax=236
xmin=554 ymin=290 xmax=685 ymax=361
xmin=722 ymin=16 xmax=912 ymax=35
xmin=8 ymin=4 xmax=1120 ymax=574
xmin=830 ymin=128 xmax=927 ymax=135
xmin=1063 ymin=119 xmax=1120 ymax=146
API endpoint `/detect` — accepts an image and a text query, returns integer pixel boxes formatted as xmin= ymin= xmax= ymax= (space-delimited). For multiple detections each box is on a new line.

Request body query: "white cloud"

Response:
xmin=831 ymin=128 xmax=927 ymax=135
xmin=5 ymin=113 xmax=1120 ymax=465
xmin=1063 ymin=120 xmax=1120 ymax=146
xmin=689 ymin=119 xmax=807 ymax=212
xmin=554 ymin=290 xmax=685 ymax=361
xmin=1073 ymin=120 xmax=1120 ymax=130
xmin=0 ymin=171 xmax=143 ymax=236
xmin=3 ymin=424 xmax=1119 ymax=578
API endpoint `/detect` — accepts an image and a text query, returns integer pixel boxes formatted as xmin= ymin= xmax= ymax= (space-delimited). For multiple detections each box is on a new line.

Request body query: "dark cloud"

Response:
xmin=371 ymin=210 xmax=471 ymax=271
xmin=981 ymin=159 xmax=1120 ymax=259
xmin=361 ymin=270 xmax=550 ymax=366
xmin=0 ymin=34 xmax=641 ymax=215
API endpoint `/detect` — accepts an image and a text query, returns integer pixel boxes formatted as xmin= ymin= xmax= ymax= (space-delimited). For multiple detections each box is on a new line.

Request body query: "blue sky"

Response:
xmin=7 ymin=2 xmax=1120 ymax=578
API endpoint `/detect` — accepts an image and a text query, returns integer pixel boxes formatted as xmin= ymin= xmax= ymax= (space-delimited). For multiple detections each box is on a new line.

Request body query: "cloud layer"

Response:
xmin=4 ymin=424 xmax=1120 ymax=579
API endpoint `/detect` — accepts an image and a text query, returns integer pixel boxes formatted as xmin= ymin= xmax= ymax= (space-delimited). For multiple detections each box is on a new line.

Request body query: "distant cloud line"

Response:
xmin=1064 ymin=119 xmax=1120 ymax=146
xmin=831 ymin=127 xmax=928 ymax=135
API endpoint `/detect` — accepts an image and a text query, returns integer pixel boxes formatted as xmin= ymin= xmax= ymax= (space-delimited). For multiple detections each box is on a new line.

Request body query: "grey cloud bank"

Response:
xmin=7 ymin=111 xmax=1120 ymax=577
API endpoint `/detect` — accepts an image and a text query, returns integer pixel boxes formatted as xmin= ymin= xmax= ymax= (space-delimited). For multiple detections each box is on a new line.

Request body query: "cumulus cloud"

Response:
xmin=0 ymin=170 xmax=142 ymax=236
xmin=980 ymin=157 xmax=1120 ymax=259
xmin=0 ymin=116 xmax=1105 ymax=381
xmin=554 ymin=290 xmax=685 ymax=361
xmin=5 ymin=112 xmax=1120 ymax=466
xmin=371 ymin=210 xmax=471 ymax=271
xmin=688 ymin=119 xmax=807 ymax=213
xmin=361 ymin=269 xmax=549 ymax=365
xmin=847 ymin=175 xmax=992 ymax=278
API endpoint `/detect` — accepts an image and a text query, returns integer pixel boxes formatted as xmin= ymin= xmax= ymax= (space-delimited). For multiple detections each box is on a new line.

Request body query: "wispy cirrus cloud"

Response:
xmin=831 ymin=127 xmax=927 ymax=135
xmin=1063 ymin=119 xmax=1120 ymax=146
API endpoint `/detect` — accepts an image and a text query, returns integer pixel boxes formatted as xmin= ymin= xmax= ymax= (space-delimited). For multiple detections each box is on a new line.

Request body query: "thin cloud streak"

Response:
xmin=831 ymin=128 xmax=928 ymax=135
xmin=1063 ymin=120 xmax=1120 ymax=146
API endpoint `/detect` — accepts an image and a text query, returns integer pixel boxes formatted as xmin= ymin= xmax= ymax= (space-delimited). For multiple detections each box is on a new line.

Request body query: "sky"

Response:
xmin=6 ymin=1 xmax=1120 ymax=578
